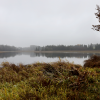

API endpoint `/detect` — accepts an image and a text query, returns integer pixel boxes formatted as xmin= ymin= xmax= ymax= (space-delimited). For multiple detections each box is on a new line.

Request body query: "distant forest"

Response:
xmin=0 ymin=45 xmax=19 ymax=51
xmin=1 ymin=44 xmax=100 ymax=51
xmin=35 ymin=44 xmax=100 ymax=51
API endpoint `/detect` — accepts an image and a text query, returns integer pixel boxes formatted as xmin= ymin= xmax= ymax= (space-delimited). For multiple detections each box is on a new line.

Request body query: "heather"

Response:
xmin=0 ymin=57 xmax=100 ymax=100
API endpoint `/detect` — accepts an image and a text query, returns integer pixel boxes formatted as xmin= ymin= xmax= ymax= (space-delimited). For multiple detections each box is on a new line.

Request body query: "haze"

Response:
xmin=0 ymin=0 xmax=100 ymax=47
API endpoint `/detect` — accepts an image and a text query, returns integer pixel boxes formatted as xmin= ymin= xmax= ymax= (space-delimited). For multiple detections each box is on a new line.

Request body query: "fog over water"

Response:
xmin=0 ymin=0 xmax=100 ymax=47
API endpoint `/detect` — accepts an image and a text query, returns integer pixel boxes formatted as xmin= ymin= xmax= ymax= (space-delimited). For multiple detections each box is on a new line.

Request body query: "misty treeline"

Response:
xmin=0 ymin=45 xmax=19 ymax=51
xmin=35 ymin=44 xmax=100 ymax=51
xmin=1 ymin=43 xmax=100 ymax=51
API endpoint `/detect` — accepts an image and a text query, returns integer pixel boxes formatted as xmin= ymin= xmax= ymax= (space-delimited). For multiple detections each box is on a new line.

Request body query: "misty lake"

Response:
xmin=0 ymin=52 xmax=100 ymax=66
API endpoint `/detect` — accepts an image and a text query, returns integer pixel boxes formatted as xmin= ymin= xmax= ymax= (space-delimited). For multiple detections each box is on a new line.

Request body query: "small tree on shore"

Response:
xmin=92 ymin=5 xmax=100 ymax=31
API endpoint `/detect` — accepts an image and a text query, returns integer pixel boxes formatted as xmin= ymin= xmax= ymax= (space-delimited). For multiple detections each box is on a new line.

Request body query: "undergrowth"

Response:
xmin=0 ymin=56 xmax=100 ymax=100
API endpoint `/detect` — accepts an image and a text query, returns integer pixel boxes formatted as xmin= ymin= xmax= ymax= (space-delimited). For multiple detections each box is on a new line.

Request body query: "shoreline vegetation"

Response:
xmin=0 ymin=55 xmax=100 ymax=99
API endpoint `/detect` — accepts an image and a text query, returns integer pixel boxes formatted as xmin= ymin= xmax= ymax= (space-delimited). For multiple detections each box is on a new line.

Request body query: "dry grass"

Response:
xmin=0 ymin=58 xmax=100 ymax=99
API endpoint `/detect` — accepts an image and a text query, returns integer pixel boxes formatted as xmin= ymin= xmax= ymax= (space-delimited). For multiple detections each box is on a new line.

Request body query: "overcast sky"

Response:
xmin=0 ymin=0 xmax=100 ymax=47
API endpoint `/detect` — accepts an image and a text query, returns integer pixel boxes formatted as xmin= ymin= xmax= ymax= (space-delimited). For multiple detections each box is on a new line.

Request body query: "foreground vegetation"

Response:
xmin=0 ymin=56 xmax=100 ymax=100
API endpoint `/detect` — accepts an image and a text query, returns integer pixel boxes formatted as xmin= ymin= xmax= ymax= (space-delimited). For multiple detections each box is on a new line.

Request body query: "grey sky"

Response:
xmin=0 ymin=0 xmax=100 ymax=47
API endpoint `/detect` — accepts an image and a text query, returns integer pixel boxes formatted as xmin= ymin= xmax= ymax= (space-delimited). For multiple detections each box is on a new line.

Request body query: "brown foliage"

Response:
xmin=84 ymin=55 xmax=100 ymax=68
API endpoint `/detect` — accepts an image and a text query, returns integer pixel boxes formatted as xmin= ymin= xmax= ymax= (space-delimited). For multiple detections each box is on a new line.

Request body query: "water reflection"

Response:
xmin=35 ymin=53 xmax=88 ymax=58
xmin=0 ymin=52 xmax=100 ymax=65
xmin=0 ymin=52 xmax=100 ymax=58
xmin=0 ymin=52 xmax=20 ymax=58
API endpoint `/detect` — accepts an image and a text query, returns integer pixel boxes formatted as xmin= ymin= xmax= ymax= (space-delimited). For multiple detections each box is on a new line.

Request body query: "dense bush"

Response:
xmin=0 ymin=60 xmax=100 ymax=99
xmin=84 ymin=55 xmax=100 ymax=68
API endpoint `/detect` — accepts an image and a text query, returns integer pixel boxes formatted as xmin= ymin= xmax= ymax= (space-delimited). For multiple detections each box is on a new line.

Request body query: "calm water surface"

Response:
xmin=0 ymin=52 xmax=99 ymax=66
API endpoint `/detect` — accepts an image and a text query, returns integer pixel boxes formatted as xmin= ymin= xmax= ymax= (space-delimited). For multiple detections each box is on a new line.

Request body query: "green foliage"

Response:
xmin=0 ymin=59 xmax=100 ymax=99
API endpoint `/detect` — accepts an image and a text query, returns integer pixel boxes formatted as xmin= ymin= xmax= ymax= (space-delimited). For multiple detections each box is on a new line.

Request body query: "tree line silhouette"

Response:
xmin=0 ymin=45 xmax=19 ymax=51
xmin=35 ymin=44 xmax=100 ymax=51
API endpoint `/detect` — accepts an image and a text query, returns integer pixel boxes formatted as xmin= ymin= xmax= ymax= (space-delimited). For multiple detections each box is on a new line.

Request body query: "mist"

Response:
xmin=0 ymin=0 xmax=100 ymax=47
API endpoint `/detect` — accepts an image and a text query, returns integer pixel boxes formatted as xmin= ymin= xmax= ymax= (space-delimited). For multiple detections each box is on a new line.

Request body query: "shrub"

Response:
xmin=84 ymin=55 xmax=100 ymax=68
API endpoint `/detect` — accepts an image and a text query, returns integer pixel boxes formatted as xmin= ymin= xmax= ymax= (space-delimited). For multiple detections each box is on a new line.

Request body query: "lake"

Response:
xmin=0 ymin=51 xmax=100 ymax=66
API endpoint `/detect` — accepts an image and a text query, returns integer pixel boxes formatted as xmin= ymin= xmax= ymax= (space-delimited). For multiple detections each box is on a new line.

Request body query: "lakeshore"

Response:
xmin=0 ymin=55 xmax=100 ymax=99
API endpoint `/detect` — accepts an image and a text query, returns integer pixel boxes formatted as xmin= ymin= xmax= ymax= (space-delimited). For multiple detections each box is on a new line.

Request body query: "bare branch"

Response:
xmin=92 ymin=5 xmax=100 ymax=32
